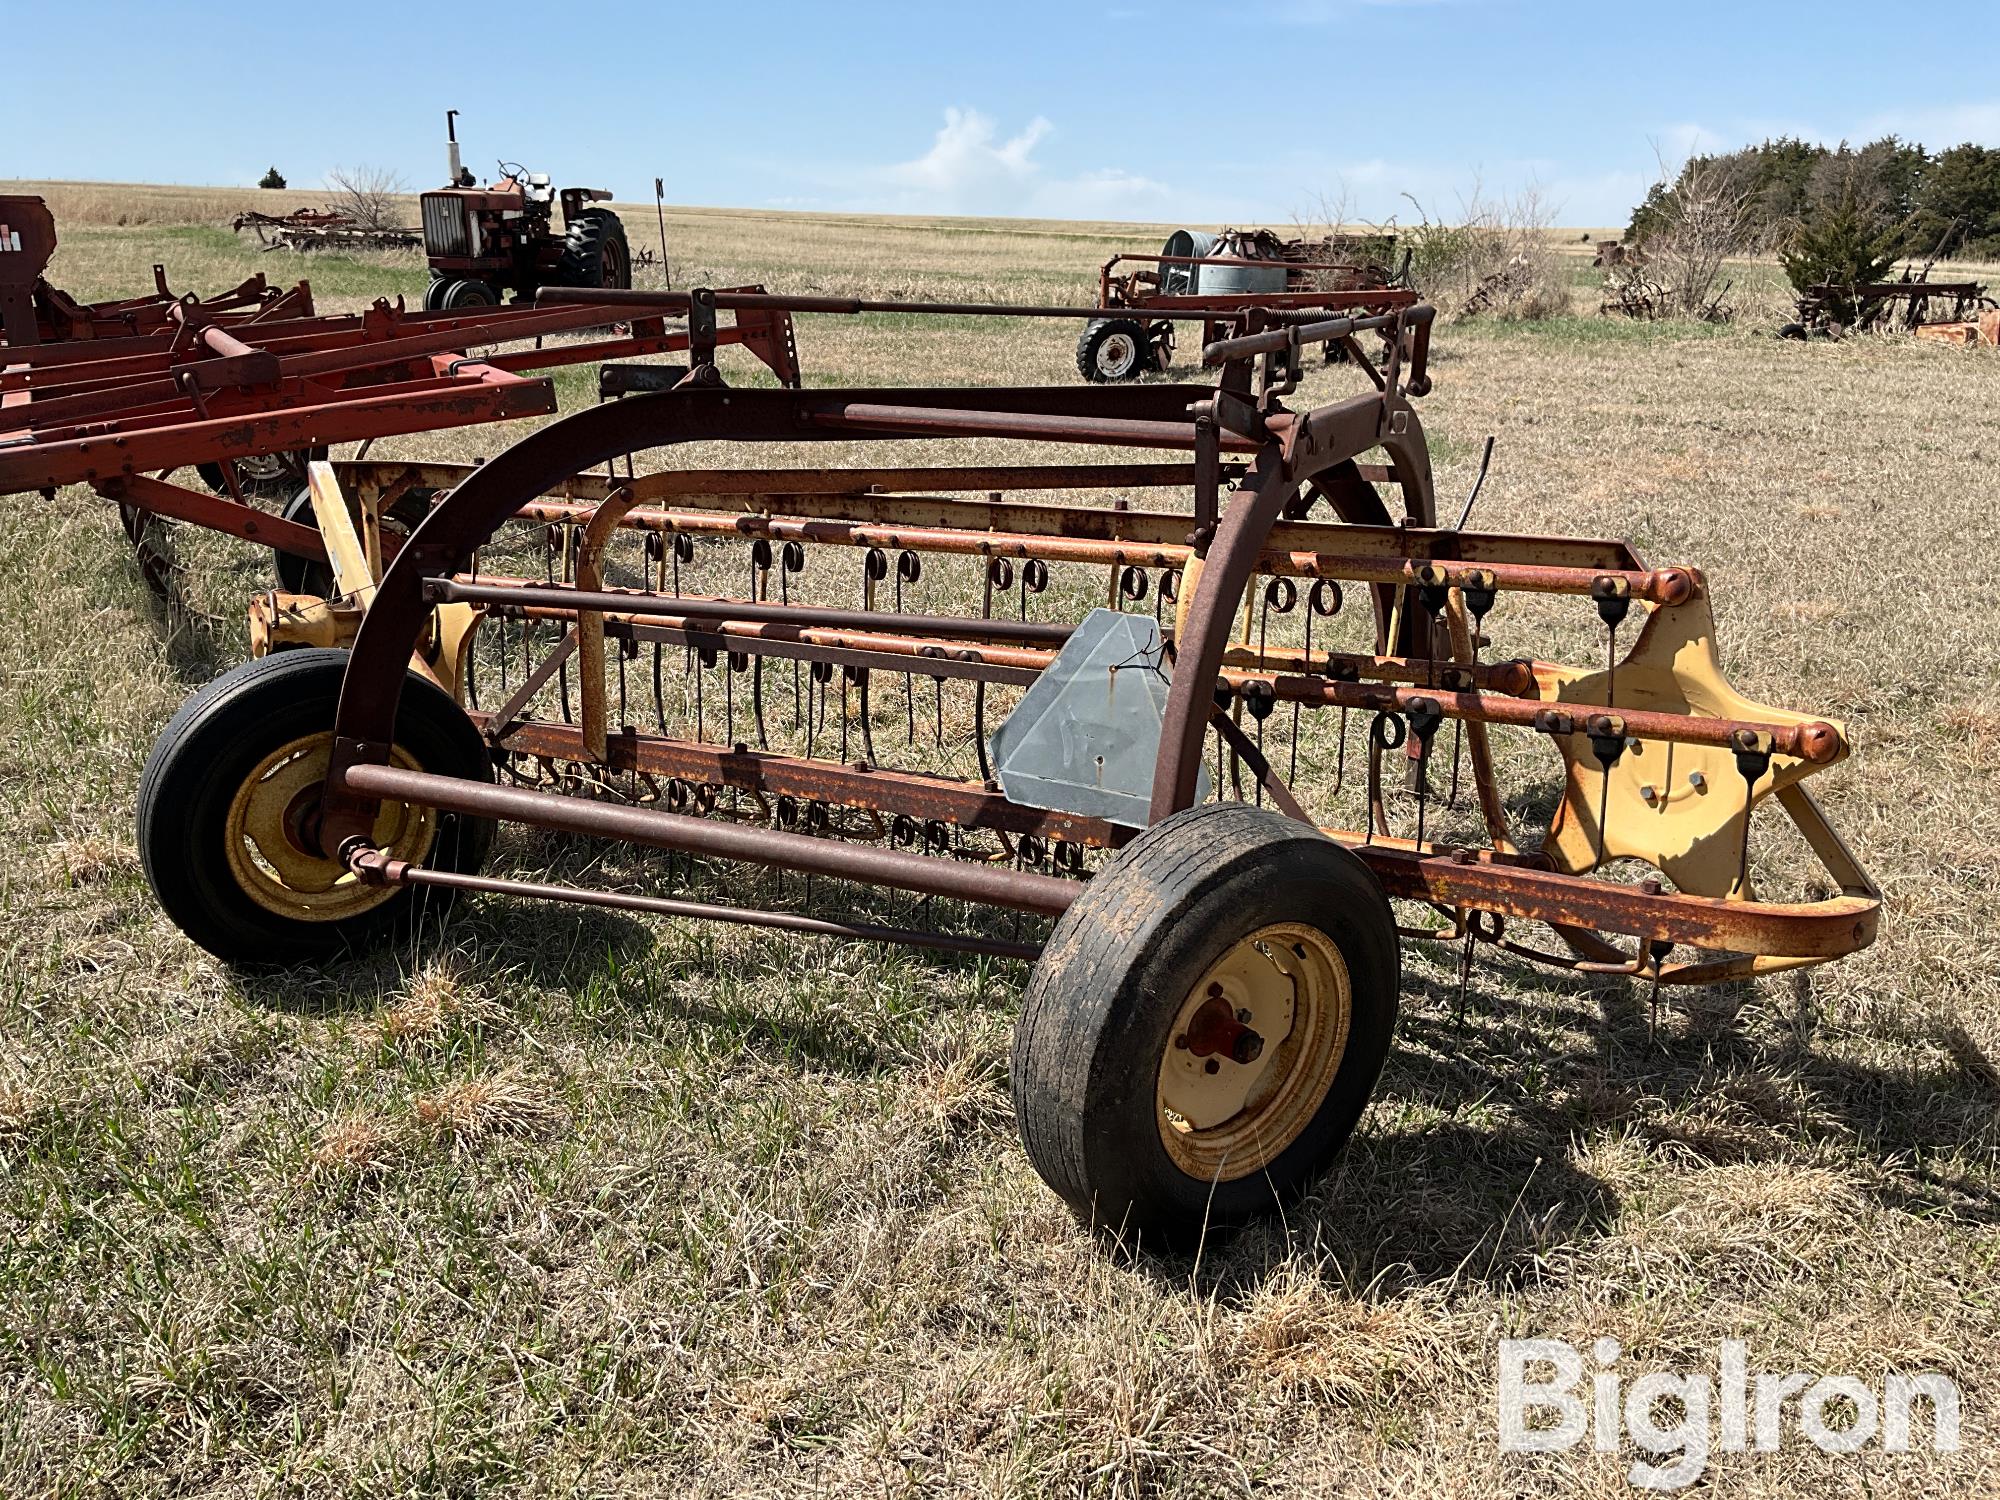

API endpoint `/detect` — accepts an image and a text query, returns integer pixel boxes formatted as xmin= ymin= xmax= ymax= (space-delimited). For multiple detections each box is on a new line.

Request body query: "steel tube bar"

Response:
xmin=1202 ymin=312 xmax=1403 ymax=365
xmin=1230 ymin=668 xmax=1846 ymax=763
xmin=424 ymin=577 xmax=1077 ymax=645
xmin=483 ymin=716 xmax=1113 ymax=843
xmin=601 ymin=620 xmax=1047 ymax=686
xmin=515 ymin=501 xmax=1197 ymax=570
xmin=806 ymin=402 xmax=1265 ymax=452
xmin=97 ymin=473 xmax=327 ymax=559
xmin=341 ymin=763 xmax=1079 ymax=915
xmin=540 ymin=288 xmax=1250 ymax=323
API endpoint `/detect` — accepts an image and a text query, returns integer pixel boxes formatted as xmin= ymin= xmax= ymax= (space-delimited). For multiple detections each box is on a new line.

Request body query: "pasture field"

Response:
xmin=1 ymin=181 xmax=1997 ymax=1497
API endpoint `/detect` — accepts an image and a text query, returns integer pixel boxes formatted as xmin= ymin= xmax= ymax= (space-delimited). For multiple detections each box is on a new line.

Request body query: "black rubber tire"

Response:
xmin=422 ymin=272 xmax=454 ymax=312
xmin=1777 ymin=321 xmax=1808 ymax=341
xmin=438 ymin=277 xmax=499 ymax=310
xmin=138 ymin=648 xmax=495 ymax=966
xmin=1011 ymin=802 xmax=1399 ymax=1242
xmin=272 ymin=484 xmax=436 ymax=597
xmin=274 ymin=486 xmax=333 ymax=598
xmin=557 ymin=209 xmax=631 ymax=290
xmin=1076 ymin=318 xmax=1149 ymax=382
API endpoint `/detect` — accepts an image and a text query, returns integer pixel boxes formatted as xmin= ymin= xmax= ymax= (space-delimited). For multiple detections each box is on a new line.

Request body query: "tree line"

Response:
xmin=1628 ymin=135 xmax=2000 ymax=264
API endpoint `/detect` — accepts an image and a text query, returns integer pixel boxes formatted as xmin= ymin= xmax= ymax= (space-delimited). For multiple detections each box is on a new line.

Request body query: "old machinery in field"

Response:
xmin=1078 ymin=226 xmax=1409 ymax=381
xmin=2 ymin=194 xmax=312 ymax=348
xmin=0 ymin=272 xmax=801 ymax=589
xmin=418 ymin=111 xmax=631 ymax=311
xmin=132 ymin=290 xmax=1878 ymax=1241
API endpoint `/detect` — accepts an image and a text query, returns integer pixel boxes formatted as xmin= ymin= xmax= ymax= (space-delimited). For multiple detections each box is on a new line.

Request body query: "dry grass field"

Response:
xmin=1 ymin=181 xmax=1997 ymax=1497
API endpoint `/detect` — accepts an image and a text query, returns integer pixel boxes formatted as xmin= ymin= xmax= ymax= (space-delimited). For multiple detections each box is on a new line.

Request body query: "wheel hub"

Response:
xmin=1100 ymin=333 xmax=1138 ymax=376
xmin=1156 ymin=922 xmax=1352 ymax=1180
xmin=225 ymin=733 xmax=435 ymax=920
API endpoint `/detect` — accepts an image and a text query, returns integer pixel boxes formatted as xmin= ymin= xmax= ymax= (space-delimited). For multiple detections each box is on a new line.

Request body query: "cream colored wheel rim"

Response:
xmin=1155 ymin=922 xmax=1352 ymax=1181
xmin=223 ymin=733 xmax=434 ymax=922
xmin=1099 ymin=331 xmax=1139 ymax=376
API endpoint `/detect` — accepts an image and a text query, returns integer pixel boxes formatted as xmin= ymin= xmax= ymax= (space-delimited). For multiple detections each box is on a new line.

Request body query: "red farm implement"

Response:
xmin=2 ymin=193 xmax=313 ymax=347
xmin=0 ymin=277 xmax=802 ymax=585
xmin=130 ymin=288 xmax=1878 ymax=1240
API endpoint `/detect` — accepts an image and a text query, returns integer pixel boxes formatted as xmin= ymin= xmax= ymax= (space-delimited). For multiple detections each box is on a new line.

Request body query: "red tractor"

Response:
xmin=419 ymin=111 xmax=632 ymax=310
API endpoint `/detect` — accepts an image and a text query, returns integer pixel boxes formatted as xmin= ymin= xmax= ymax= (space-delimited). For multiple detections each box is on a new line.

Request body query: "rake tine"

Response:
xmin=896 ymin=551 xmax=921 ymax=745
xmin=750 ymin=540 xmax=772 ymax=749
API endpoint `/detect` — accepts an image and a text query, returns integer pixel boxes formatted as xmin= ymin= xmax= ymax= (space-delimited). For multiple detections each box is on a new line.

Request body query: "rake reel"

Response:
xmin=137 ymin=292 xmax=1878 ymax=1238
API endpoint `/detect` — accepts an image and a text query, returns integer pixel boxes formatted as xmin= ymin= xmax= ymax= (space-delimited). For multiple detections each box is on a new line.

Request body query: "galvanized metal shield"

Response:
xmin=989 ymin=608 xmax=1210 ymax=828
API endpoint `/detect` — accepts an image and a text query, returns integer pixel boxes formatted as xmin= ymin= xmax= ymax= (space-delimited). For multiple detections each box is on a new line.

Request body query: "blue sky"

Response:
xmin=9 ymin=1 xmax=1996 ymax=227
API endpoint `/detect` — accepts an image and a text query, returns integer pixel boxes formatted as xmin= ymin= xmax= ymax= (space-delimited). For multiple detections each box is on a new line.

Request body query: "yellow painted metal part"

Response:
xmin=1536 ymin=590 xmax=1849 ymax=901
xmin=255 ymin=464 xmax=483 ymax=703
xmin=573 ymin=487 xmax=646 ymax=762
xmin=307 ymin=461 xmax=376 ymax=604
xmin=249 ymin=592 xmax=364 ymax=656
xmin=1155 ymin=921 xmax=1352 ymax=1182
xmin=224 ymin=733 xmax=434 ymax=919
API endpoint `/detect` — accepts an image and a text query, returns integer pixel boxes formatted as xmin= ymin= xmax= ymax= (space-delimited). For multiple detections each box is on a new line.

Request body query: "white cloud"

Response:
xmin=865 ymin=108 xmax=1170 ymax=218
xmin=886 ymin=108 xmax=1052 ymax=206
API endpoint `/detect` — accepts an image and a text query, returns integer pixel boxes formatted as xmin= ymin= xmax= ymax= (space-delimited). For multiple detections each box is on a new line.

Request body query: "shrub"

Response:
xmin=1779 ymin=181 xmax=1902 ymax=325
xmin=1397 ymin=186 xmax=1569 ymax=322
xmin=258 ymin=167 xmax=287 ymax=191
xmin=1605 ymin=154 xmax=1750 ymax=322
xmin=325 ymin=165 xmax=408 ymax=231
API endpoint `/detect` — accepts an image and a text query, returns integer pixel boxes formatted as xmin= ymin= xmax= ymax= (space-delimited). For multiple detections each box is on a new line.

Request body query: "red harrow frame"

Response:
xmin=1 ymin=281 xmax=801 ymax=576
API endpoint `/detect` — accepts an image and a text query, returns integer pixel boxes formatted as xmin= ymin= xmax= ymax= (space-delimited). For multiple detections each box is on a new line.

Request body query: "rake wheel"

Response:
xmin=138 ymin=649 xmax=494 ymax=965
xmin=1011 ymin=802 xmax=1399 ymax=1242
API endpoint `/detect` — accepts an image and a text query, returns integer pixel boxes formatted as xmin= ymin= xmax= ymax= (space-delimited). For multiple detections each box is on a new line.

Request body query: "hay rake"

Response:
xmin=137 ymin=290 xmax=1878 ymax=1237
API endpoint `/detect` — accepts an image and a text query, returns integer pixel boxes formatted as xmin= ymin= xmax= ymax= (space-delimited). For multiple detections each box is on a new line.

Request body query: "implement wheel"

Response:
xmin=1012 ymin=803 xmax=1399 ymax=1241
xmin=195 ymin=447 xmax=326 ymax=502
xmin=1076 ymin=317 xmax=1148 ymax=382
xmin=138 ymin=649 xmax=494 ymax=965
xmin=273 ymin=485 xmax=436 ymax=598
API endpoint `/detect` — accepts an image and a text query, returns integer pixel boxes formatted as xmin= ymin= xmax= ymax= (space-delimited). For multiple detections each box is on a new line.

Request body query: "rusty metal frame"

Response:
xmin=1 ymin=288 xmax=805 ymax=563
xmin=271 ymin=291 xmax=1877 ymax=986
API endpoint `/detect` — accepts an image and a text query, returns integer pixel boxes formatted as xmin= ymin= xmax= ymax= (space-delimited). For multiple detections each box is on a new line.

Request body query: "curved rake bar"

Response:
xmin=317 ymin=379 xmax=1352 ymax=868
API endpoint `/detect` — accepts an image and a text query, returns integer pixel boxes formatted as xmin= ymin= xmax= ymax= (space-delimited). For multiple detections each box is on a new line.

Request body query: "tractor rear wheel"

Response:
xmin=138 ymin=649 xmax=494 ymax=966
xmin=1011 ymin=802 xmax=1399 ymax=1242
xmin=1076 ymin=318 xmax=1148 ymax=382
xmin=558 ymin=209 xmax=631 ymax=290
